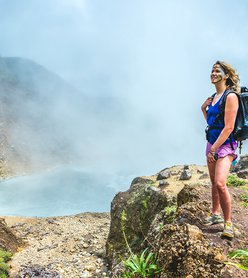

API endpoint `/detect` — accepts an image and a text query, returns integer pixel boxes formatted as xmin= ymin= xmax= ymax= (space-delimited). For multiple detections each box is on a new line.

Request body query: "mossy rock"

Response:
xmin=106 ymin=177 xmax=170 ymax=267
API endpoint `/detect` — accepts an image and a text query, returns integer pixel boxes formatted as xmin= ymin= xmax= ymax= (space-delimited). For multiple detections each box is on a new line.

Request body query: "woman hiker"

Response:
xmin=201 ymin=60 xmax=240 ymax=239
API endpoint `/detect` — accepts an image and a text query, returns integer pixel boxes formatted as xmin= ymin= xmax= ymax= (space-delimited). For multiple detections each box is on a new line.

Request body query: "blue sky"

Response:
xmin=1 ymin=0 xmax=248 ymax=173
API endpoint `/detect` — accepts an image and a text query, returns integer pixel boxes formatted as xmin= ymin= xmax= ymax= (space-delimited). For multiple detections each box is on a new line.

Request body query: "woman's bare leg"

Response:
xmin=214 ymin=155 xmax=233 ymax=221
xmin=207 ymin=160 xmax=221 ymax=214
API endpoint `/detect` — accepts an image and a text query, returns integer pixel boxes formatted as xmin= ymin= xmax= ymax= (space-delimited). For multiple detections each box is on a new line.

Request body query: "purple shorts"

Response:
xmin=206 ymin=142 xmax=238 ymax=161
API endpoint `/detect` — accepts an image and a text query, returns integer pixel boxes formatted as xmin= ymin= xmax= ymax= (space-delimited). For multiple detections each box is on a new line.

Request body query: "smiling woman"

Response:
xmin=201 ymin=61 xmax=240 ymax=239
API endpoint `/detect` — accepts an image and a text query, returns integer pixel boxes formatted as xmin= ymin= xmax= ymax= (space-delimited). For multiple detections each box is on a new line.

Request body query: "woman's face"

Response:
xmin=210 ymin=64 xmax=226 ymax=84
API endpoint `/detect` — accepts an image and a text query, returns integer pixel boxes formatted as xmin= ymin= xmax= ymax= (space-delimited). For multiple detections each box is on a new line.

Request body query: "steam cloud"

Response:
xmin=1 ymin=0 xmax=248 ymax=178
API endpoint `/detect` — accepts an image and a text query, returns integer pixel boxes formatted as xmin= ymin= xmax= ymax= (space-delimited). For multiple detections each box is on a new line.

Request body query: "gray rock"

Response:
xmin=233 ymin=155 xmax=248 ymax=171
xmin=159 ymin=180 xmax=170 ymax=187
xmin=197 ymin=169 xmax=204 ymax=174
xmin=199 ymin=173 xmax=209 ymax=179
xmin=179 ymin=169 xmax=192 ymax=180
xmin=18 ymin=265 xmax=60 ymax=278
xmin=95 ymin=248 xmax=105 ymax=257
xmin=157 ymin=169 xmax=171 ymax=180
xmin=171 ymin=171 xmax=179 ymax=176
xmin=131 ymin=177 xmax=154 ymax=187
xmin=236 ymin=169 xmax=248 ymax=179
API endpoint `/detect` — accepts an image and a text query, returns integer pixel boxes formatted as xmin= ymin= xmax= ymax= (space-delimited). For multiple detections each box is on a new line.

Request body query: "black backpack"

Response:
xmin=218 ymin=87 xmax=248 ymax=153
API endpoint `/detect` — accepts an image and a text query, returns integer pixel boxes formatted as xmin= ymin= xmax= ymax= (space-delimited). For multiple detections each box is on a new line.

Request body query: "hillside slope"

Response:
xmin=0 ymin=56 xmax=127 ymax=176
xmin=0 ymin=56 xmax=76 ymax=175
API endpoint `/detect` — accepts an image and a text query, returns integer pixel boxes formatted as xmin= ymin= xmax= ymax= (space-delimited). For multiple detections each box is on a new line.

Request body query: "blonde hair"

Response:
xmin=215 ymin=61 xmax=240 ymax=93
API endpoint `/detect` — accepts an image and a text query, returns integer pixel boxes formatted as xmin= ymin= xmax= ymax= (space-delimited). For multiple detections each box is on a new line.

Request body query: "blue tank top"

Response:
xmin=206 ymin=93 xmax=235 ymax=145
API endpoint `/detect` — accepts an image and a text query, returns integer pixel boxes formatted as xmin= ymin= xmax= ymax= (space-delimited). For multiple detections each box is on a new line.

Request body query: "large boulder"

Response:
xmin=148 ymin=221 xmax=224 ymax=278
xmin=236 ymin=169 xmax=248 ymax=179
xmin=106 ymin=176 xmax=173 ymax=267
xmin=232 ymin=154 xmax=248 ymax=179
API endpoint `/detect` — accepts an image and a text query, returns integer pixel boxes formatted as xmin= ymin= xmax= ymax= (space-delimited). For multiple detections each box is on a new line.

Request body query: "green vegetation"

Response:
xmin=145 ymin=181 xmax=156 ymax=188
xmin=159 ymin=205 xmax=177 ymax=229
xmin=226 ymin=174 xmax=248 ymax=206
xmin=120 ymin=210 xmax=161 ymax=278
xmin=226 ymin=174 xmax=248 ymax=187
xmin=240 ymin=192 xmax=248 ymax=207
xmin=163 ymin=205 xmax=177 ymax=224
xmin=142 ymin=195 xmax=150 ymax=211
xmin=164 ymin=205 xmax=177 ymax=215
xmin=227 ymin=249 xmax=248 ymax=271
xmin=0 ymin=249 xmax=12 ymax=278
xmin=121 ymin=248 xmax=161 ymax=278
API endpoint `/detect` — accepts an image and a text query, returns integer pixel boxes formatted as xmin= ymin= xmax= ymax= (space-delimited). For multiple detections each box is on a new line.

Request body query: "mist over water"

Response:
xmin=0 ymin=165 xmax=134 ymax=217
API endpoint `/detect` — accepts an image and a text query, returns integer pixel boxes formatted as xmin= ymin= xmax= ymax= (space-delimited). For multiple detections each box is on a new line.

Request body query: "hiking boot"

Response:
xmin=222 ymin=222 xmax=234 ymax=239
xmin=203 ymin=214 xmax=224 ymax=226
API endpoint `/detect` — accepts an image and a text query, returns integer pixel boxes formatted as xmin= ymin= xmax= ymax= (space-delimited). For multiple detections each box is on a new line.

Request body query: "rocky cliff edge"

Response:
xmin=0 ymin=158 xmax=248 ymax=277
xmin=106 ymin=160 xmax=248 ymax=278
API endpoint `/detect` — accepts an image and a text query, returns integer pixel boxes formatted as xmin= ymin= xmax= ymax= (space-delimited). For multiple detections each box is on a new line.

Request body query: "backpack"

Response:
xmin=217 ymin=87 xmax=248 ymax=153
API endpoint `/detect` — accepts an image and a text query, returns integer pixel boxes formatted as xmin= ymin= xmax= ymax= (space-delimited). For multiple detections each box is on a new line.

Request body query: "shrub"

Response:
xmin=0 ymin=249 xmax=12 ymax=278
xmin=122 ymin=248 xmax=161 ymax=278
xmin=240 ymin=193 xmax=248 ymax=207
xmin=162 ymin=205 xmax=177 ymax=224
xmin=164 ymin=205 xmax=177 ymax=215
xmin=120 ymin=210 xmax=161 ymax=278
xmin=227 ymin=174 xmax=248 ymax=187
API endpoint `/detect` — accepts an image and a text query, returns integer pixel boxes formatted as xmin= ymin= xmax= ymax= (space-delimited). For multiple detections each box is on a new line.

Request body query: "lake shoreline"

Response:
xmin=0 ymin=164 xmax=123 ymax=217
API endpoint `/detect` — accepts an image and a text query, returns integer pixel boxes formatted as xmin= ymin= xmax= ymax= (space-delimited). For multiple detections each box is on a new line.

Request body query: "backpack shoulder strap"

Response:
xmin=219 ymin=90 xmax=239 ymax=150
xmin=210 ymin=90 xmax=238 ymax=129
xmin=218 ymin=89 xmax=239 ymax=117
